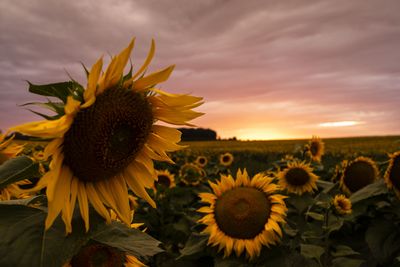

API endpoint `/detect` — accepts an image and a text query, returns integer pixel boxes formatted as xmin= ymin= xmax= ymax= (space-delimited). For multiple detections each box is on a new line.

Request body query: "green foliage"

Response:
xmin=0 ymin=156 xmax=40 ymax=188
xmin=0 ymin=203 xmax=162 ymax=267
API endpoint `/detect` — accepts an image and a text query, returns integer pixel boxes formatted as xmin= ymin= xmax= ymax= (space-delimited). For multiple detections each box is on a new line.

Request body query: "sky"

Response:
xmin=1 ymin=0 xmax=399 ymax=140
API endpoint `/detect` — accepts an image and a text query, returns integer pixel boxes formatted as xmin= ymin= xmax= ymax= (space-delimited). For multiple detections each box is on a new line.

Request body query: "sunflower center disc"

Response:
xmin=222 ymin=156 xmax=230 ymax=163
xmin=343 ymin=161 xmax=375 ymax=193
xmin=215 ymin=187 xmax=270 ymax=239
xmin=157 ymin=175 xmax=171 ymax=187
xmin=310 ymin=142 xmax=320 ymax=156
xmin=199 ymin=158 xmax=206 ymax=164
xmin=285 ymin=167 xmax=310 ymax=186
xmin=70 ymin=244 xmax=125 ymax=267
xmin=63 ymin=87 xmax=153 ymax=182
xmin=389 ymin=155 xmax=400 ymax=190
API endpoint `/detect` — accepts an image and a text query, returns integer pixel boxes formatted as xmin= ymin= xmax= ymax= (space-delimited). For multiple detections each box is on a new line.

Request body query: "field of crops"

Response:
xmin=2 ymin=135 xmax=400 ymax=266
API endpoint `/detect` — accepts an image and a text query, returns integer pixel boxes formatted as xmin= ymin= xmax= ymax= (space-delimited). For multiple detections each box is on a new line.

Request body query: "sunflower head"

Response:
xmin=219 ymin=152 xmax=234 ymax=167
xmin=332 ymin=194 xmax=352 ymax=215
xmin=195 ymin=155 xmax=208 ymax=168
xmin=306 ymin=136 xmax=325 ymax=162
xmin=277 ymin=161 xmax=319 ymax=195
xmin=10 ymin=39 xmax=204 ymax=233
xmin=384 ymin=151 xmax=400 ymax=197
xmin=154 ymin=169 xmax=176 ymax=189
xmin=66 ymin=243 xmax=145 ymax=267
xmin=180 ymin=163 xmax=206 ymax=186
xmin=0 ymin=134 xmax=24 ymax=164
xmin=340 ymin=157 xmax=379 ymax=195
xmin=198 ymin=169 xmax=287 ymax=260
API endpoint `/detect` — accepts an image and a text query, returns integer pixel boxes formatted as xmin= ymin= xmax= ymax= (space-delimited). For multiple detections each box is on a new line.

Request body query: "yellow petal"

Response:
xmin=77 ymin=181 xmax=90 ymax=232
xmin=82 ymin=57 xmax=103 ymax=108
xmin=132 ymin=65 xmax=175 ymax=91
xmin=86 ymin=183 xmax=111 ymax=223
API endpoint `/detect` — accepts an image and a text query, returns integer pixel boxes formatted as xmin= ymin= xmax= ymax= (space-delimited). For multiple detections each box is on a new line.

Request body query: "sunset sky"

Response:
xmin=1 ymin=0 xmax=399 ymax=140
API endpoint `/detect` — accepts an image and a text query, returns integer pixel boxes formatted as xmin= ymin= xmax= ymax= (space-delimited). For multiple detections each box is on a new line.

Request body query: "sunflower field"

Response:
xmin=1 ymin=39 xmax=400 ymax=267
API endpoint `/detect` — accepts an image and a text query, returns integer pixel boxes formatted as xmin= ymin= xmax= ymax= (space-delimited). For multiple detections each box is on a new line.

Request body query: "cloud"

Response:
xmin=1 ymin=0 xmax=399 ymax=138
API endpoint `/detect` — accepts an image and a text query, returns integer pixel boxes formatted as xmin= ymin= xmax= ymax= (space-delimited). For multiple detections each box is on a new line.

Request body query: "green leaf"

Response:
xmin=28 ymin=81 xmax=80 ymax=103
xmin=331 ymin=245 xmax=360 ymax=257
xmin=287 ymin=194 xmax=315 ymax=213
xmin=316 ymin=180 xmax=335 ymax=193
xmin=300 ymin=244 xmax=325 ymax=262
xmin=179 ymin=233 xmax=208 ymax=259
xmin=92 ymin=221 xmax=162 ymax=258
xmin=0 ymin=204 xmax=162 ymax=267
xmin=305 ymin=212 xmax=324 ymax=221
xmin=349 ymin=179 xmax=387 ymax=204
xmin=365 ymin=219 xmax=400 ymax=263
xmin=0 ymin=195 xmax=46 ymax=206
xmin=331 ymin=257 xmax=363 ymax=267
xmin=0 ymin=156 xmax=40 ymax=189
xmin=20 ymin=101 xmax=65 ymax=115
xmin=214 ymin=257 xmax=250 ymax=267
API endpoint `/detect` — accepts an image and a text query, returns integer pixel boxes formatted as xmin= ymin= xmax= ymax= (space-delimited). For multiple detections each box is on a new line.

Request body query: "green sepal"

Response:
xmin=28 ymin=80 xmax=83 ymax=103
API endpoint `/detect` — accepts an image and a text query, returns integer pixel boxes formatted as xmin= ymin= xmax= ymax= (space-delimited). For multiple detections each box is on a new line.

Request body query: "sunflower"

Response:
xmin=154 ymin=169 xmax=175 ymax=189
xmin=10 ymin=39 xmax=203 ymax=233
xmin=219 ymin=152 xmax=234 ymax=167
xmin=198 ymin=169 xmax=287 ymax=260
xmin=384 ymin=151 xmax=400 ymax=197
xmin=277 ymin=160 xmax=319 ymax=195
xmin=195 ymin=155 xmax=208 ymax=168
xmin=180 ymin=163 xmax=206 ymax=186
xmin=339 ymin=157 xmax=379 ymax=195
xmin=0 ymin=134 xmax=29 ymax=200
xmin=63 ymin=243 xmax=145 ymax=267
xmin=0 ymin=133 xmax=24 ymax=164
xmin=332 ymin=194 xmax=352 ymax=215
xmin=307 ymin=136 xmax=324 ymax=162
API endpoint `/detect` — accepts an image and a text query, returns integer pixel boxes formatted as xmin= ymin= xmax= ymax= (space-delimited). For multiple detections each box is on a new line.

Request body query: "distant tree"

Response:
xmin=178 ymin=128 xmax=217 ymax=141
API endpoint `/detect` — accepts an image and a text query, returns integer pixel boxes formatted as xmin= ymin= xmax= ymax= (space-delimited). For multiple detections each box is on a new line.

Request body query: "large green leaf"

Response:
xmin=92 ymin=221 xmax=162 ymax=258
xmin=0 ymin=156 xmax=40 ymax=189
xmin=349 ymin=179 xmax=388 ymax=204
xmin=179 ymin=233 xmax=208 ymax=259
xmin=300 ymin=244 xmax=324 ymax=263
xmin=0 ymin=204 xmax=162 ymax=267
xmin=365 ymin=219 xmax=400 ymax=264
xmin=331 ymin=257 xmax=363 ymax=267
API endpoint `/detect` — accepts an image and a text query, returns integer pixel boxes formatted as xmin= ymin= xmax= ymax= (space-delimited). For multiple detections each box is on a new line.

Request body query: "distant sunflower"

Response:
xmin=64 ymin=243 xmax=145 ymax=267
xmin=340 ymin=157 xmax=379 ymax=195
xmin=384 ymin=151 xmax=400 ymax=197
xmin=11 ymin=39 xmax=203 ymax=233
xmin=219 ymin=152 xmax=234 ymax=167
xmin=0 ymin=134 xmax=23 ymax=164
xmin=180 ymin=163 xmax=206 ymax=186
xmin=154 ymin=169 xmax=175 ymax=189
xmin=277 ymin=161 xmax=319 ymax=195
xmin=307 ymin=136 xmax=324 ymax=162
xmin=332 ymin=194 xmax=352 ymax=215
xmin=198 ymin=169 xmax=287 ymax=260
xmin=0 ymin=134 xmax=29 ymax=200
xmin=195 ymin=155 xmax=208 ymax=168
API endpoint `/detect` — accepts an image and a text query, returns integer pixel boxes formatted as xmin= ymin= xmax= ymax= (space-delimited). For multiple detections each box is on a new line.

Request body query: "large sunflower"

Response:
xmin=307 ymin=136 xmax=324 ymax=162
xmin=339 ymin=157 xmax=379 ymax=195
xmin=10 ymin=39 xmax=203 ymax=233
xmin=198 ymin=169 xmax=287 ymax=260
xmin=384 ymin=151 xmax=400 ymax=197
xmin=277 ymin=161 xmax=319 ymax=195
